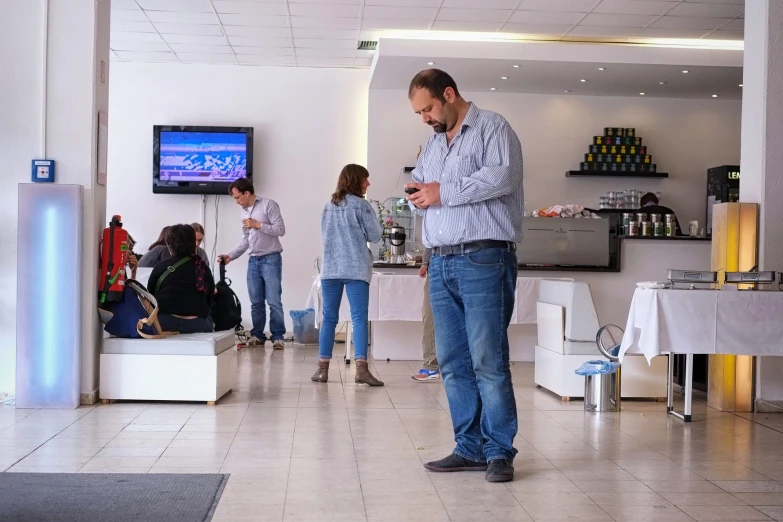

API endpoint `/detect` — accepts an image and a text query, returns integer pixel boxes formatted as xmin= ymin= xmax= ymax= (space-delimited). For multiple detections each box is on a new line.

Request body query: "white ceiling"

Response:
xmin=110 ymin=0 xmax=745 ymax=69
xmin=371 ymin=57 xmax=744 ymax=99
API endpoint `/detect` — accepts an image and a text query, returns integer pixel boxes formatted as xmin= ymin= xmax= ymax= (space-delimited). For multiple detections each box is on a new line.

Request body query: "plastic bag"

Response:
xmin=305 ymin=276 xmax=322 ymax=328
xmin=575 ymin=360 xmax=620 ymax=376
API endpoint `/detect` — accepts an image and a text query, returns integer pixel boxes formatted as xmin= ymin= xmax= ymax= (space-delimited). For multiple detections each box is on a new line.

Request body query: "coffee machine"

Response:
xmin=706 ymin=165 xmax=740 ymax=237
xmin=388 ymin=226 xmax=407 ymax=264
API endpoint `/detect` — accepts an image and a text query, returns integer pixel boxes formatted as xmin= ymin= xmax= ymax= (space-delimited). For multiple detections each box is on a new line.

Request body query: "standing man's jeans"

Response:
xmin=422 ymin=277 xmax=438 ymax=371
xmin=429 ymin=247 xmax=518 ymax=462
xmin=318 ymin=279 xmax=370 ymax=360
xmin=247 ymin=252 xmax=285 ymax=342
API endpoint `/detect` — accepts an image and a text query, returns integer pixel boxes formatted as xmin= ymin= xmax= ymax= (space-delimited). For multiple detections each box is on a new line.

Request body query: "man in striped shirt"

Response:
xmin=405 ymin=69 xmax=524 ymax=483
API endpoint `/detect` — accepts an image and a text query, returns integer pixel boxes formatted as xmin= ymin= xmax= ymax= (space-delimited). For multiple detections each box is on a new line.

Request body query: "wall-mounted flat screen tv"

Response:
xmin=152 ymin=125 xmax=253 ymax=195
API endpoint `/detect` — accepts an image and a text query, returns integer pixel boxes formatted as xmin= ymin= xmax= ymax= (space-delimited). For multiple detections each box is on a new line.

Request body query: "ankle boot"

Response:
xmin=355 ymin=360 xmax=384 ymax=386
xmin=311 ymin=360 xmax=330 ymax=383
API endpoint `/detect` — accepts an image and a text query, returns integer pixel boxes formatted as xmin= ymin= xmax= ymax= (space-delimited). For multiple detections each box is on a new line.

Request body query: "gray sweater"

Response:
xmin=320 ymin=194 xmax=383 ymax=283
xmin=140 ymin=245 xmax=209 ymax=268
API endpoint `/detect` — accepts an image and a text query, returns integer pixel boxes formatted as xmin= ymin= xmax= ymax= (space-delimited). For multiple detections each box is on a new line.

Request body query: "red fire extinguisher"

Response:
xmin=99 ymin=215 xmax=130 ymax=304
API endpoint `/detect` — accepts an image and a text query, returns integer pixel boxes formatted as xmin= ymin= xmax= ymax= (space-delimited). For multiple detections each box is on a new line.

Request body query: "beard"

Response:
xmin=429 ymin=120 xmax=447 ymax=133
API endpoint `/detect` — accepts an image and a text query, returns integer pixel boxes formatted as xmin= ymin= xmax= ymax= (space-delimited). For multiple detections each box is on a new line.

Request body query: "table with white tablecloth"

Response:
xmin=309 ymin=273 xmax=543 ymax=362
xmin=620 ymin=287 xmax=783 ymax=420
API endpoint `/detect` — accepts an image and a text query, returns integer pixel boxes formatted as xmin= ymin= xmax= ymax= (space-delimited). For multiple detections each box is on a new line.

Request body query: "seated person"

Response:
xmin=148 ymin=224 xmax=215 ymax=334
xmin=140 ymin=224 xmax=209 ymax=267
xmin=640 ymin=192 xmax=682 ymax=235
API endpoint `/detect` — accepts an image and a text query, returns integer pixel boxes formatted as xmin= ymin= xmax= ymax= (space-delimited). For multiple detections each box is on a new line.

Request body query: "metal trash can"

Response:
xmin=582 ymin=323 xmax=625 ymax=412
xmin=584 ymin=369 xmax=621 ymax=412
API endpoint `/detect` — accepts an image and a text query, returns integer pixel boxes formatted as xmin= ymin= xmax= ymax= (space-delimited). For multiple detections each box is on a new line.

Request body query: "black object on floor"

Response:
xmin=0 ymin=473 xmax=228 ymax=522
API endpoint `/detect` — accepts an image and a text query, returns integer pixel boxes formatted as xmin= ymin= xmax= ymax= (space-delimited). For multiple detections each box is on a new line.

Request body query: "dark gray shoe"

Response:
xmin=485 ymin=459 xmax=514 ymax=482
xmin=423 ymin=453 xmax=487 ymax=473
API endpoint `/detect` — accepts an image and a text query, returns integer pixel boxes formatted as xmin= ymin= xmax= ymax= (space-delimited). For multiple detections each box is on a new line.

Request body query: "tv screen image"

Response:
xmin=153 ymin=126 xmax=253 ymax=195
xmin=159 ymin=131 xmax=247 ymax=182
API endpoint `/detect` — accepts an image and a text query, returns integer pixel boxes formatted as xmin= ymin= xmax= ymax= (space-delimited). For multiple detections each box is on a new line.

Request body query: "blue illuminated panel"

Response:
xmin=16 ymin=184 xmax=83 ymax=409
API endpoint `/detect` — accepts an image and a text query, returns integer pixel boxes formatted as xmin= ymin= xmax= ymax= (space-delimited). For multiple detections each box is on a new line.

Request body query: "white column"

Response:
xmin=0 ymin=0 xmax=110 ymax=405
xmin=740 ymin=0 xmax=783 ymax=409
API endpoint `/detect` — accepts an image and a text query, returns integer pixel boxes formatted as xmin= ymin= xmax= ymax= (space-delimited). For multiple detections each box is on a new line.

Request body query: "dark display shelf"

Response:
xmin=566 ymin=170 xmax=668 ymax=179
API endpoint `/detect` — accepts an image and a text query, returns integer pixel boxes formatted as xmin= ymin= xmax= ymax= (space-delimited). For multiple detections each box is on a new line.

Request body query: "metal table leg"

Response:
xmin=667 ymin=352 xmax=693 ymax=422
xmin=667 ymin=353 xmax=674 ymax=413
xmin=344 ymin=321 xmax=352 ymax=365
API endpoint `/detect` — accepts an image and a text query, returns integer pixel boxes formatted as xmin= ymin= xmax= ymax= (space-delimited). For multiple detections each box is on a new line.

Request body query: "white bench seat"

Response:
xmin=99 ymin=331 xmax=237 ymax=405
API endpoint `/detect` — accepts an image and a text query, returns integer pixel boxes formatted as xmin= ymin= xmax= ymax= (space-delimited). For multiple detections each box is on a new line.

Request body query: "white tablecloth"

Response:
xmin=308 ymin=273 xmax=541 ymax=325
xmin=620 ymin=287 xmax=783 ymax=362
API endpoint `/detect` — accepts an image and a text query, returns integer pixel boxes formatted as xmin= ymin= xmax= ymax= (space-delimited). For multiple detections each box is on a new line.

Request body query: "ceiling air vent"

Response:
xmin=357 ymin=40 xmax=377 ymax=51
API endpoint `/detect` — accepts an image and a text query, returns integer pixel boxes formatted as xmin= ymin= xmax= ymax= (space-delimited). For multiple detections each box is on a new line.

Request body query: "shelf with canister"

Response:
xmin=569 ymin=127 xmax=667 ymax=178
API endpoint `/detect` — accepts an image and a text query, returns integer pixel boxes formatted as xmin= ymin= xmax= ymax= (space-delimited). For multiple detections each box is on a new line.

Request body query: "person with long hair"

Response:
xmin=141 ymin=224 xmax=209 ymax=268
xmin=312 ymin=164 xmax=384 ymax=386
xmin=148 ymin=224 xmax=215 ymax=333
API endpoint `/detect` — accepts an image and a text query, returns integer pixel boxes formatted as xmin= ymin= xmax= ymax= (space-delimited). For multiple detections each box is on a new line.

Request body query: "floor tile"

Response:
xmin=680 ymin=504 xmax=774 ymax=520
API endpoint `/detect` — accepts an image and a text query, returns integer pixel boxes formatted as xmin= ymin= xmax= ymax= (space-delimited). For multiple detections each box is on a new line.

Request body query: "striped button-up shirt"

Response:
xmin=411 ymin=102 xmax=524 ymax=248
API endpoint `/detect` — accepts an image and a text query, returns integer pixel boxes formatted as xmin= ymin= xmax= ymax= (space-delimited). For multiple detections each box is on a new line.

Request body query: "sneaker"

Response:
xmin=423 ymin=453 xmax=487 ymax=473
xmin=242 ymin=336 xmax=266 ymax=348
xmin=412 ymin=368 xmax=440 ymax=381
xmin=485 ymin=459 xmax=514 ymax=483
xmin=272 ymin=340 xmax=285 ymax=350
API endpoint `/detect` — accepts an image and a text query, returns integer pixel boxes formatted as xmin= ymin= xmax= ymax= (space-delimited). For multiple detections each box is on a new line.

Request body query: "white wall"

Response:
xmin=108 ymin=63 xmax=369 ymax=331
xmin=0 ymin=1 xmax=45 ymax=396
xmin=368 ymin=89 xmax=742 ymax=228
xmin=0 ymin=0 xmax=108 ymax=398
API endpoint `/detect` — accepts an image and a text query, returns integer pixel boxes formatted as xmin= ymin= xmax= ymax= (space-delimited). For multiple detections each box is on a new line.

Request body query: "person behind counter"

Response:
xmin=148 ymin=224 xmax=215 ymax=334
xmin=640 ymin=192 xmax=682 ymax=235
xmin=311 ymin=164 xmax=384 ymax=387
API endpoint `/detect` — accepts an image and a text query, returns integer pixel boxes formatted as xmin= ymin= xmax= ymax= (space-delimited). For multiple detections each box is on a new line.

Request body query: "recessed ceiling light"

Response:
xmin=598 ymin=67 xmax=606 ymax=71
xmin=682 ymin=70 xmax=689 ymax=74
xmin=490 ymin=87 xmax=496 ymax=91
xmin=739 ymin=83 xmax=743 ymax=87
xmin=501 ymin=76 xmax=508 ymax=80
xmin=712 ymin=94 xmax=719 ymax=98
xmin=580 ymin=79 xmax=587 ymax=82
xmin=564 ymin=90 xmax=571 ymax=93
xmin=660 ymin=81 xmax=668 ymax=85
xmin=639 ymin=92 xmax=646 ymax=96
xmin=513 ymin=64 xmax=520 ymax=68
xmin=427 ymin=61 xmax=434 ymax=65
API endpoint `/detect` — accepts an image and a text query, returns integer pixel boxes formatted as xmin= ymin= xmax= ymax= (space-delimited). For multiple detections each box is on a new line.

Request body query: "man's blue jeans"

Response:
xmin=247 ymin=253 xmax=285 ymax=342
xmin=319 ymin=279 xmax=369 ymax=360
xmin=429 ymin=247 xmax=518 ymax=462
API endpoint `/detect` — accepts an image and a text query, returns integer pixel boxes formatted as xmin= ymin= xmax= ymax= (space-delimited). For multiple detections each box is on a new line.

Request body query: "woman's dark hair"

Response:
xmin=149 ymin=226 xmax=172 ymax=250
xmin=228 ymin=178 xmax=254 ymax=195
xmin=166 ymin=224 xmax=197 ymax=257
xmin=331 ymin=164 xmax=369 ymax=205
xmin=408 ymin=69 xmax=460 ymax=102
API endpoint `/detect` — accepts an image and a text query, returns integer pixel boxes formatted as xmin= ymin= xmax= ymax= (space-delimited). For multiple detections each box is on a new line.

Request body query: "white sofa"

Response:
xmin=534 ymin=279 xmax=668 ymax=400
xmin=100 ymin=331 xmax=237 ymax=405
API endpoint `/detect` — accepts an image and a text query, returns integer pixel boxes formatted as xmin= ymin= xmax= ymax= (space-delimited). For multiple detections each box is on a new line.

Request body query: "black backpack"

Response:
xmin=211 ymin=262 xmax=243 ymax=333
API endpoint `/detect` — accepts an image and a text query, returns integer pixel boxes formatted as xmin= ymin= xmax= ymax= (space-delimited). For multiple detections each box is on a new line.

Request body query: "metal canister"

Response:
xmin=653 ymin=221 xmax=664 ymax=237
xmin=641 ymin=221 xmax=651 ymax=236
xmin=650 ymin=213 xmax=662 ymax=223
xmin=665 ymin=214 xmax=675 ymax=236
xmin=622 ymin=213 xmax=633 ymax=235
xmin=636 ymin=212 xmax=647 ymax=225
xmin=628 ymin=221 xmax=639 ymax=236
